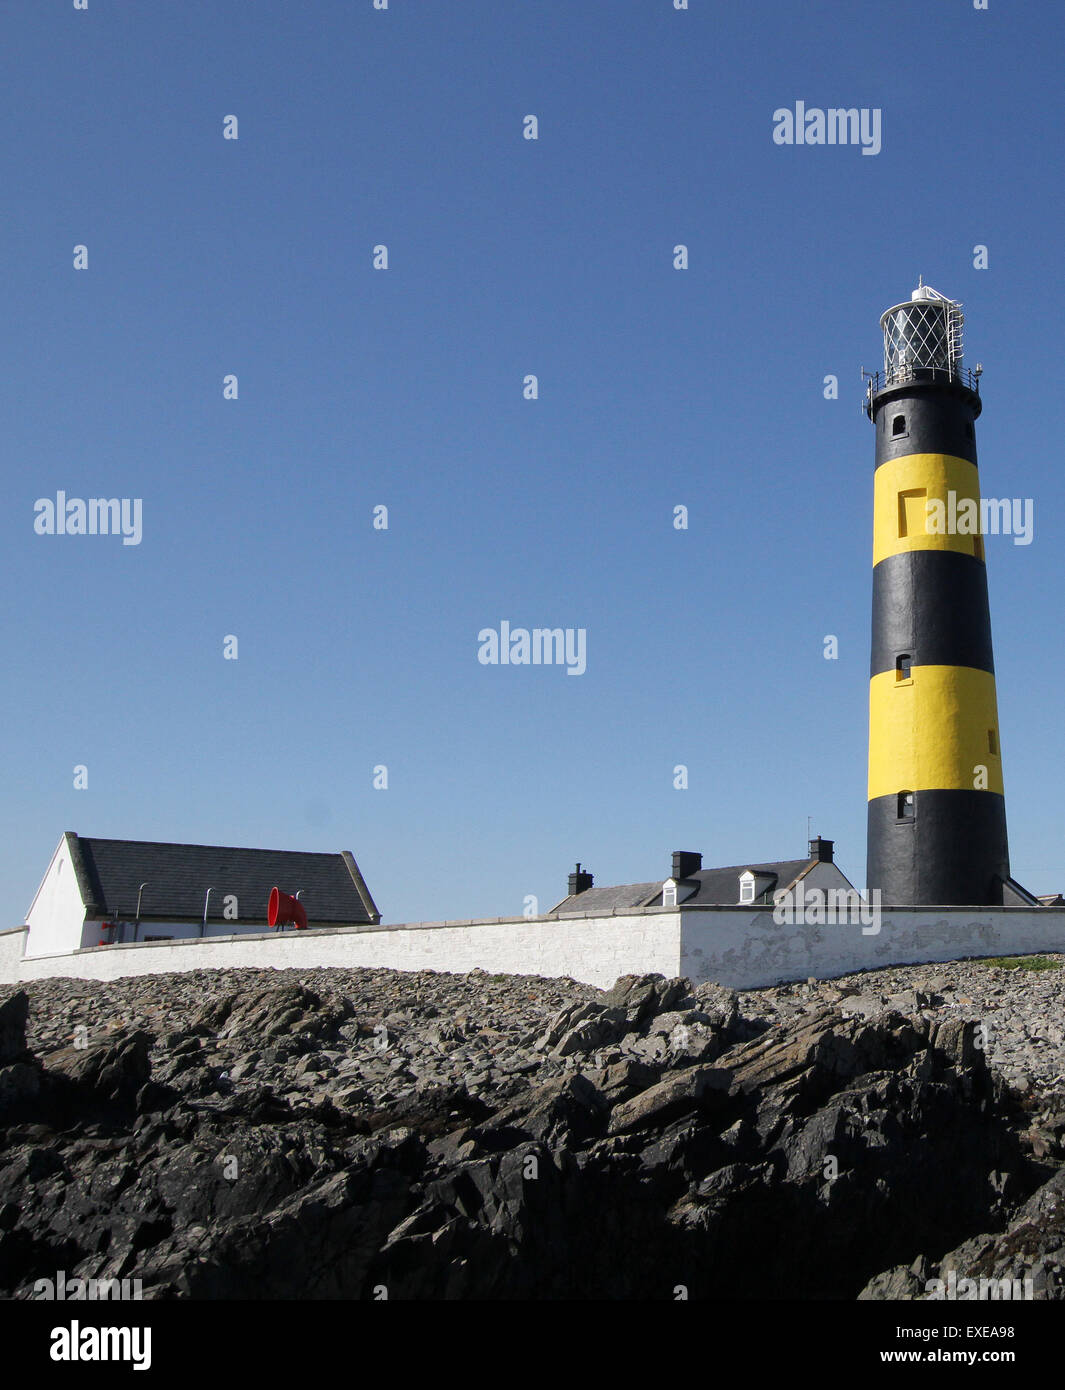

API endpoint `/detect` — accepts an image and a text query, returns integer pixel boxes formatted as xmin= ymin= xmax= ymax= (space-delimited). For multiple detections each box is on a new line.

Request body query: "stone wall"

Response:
xmin=0 ymin=928 xmax=28 ymax=982
xmin=0 ymin=912 xmax=682 ymax=989
xmin=4 ymin=905 xmax=1065 ymax=991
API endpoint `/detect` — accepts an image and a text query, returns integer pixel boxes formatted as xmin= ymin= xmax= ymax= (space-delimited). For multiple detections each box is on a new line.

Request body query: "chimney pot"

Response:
xmin=568 ymin=863 xmax=594 ymax=896
xmin=671 ymin=850 xmax=702 ymax=881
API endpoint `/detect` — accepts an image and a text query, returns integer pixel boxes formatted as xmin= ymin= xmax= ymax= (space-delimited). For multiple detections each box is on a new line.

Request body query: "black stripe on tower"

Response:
xmin=873 ymin=381 xmax=980 ymax=464
xmin=871 ymin=551 xmax=994 ymax=677
xmin=867 ymin=791 xmax=1009 ymax=907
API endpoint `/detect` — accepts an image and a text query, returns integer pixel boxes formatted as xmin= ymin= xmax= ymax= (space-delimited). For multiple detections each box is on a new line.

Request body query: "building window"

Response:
xmin=897 ymin=791 xmax=914 ymax=820
xmin=896 ymin=654 xmax=912 ymax=681
xmin=892 ymin=414 xmax=907 ymax=437
xmin=739 ymin=873 xmax=756 ymax=904
xmin=663 ymin=881 xmax=678 ymax=908
xmin=988 ymin=729 xmax=998 ymax=755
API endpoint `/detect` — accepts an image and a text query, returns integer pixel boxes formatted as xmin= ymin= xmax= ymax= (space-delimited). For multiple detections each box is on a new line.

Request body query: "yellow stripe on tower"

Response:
xmin=868 ymin=664 xmax=1003 ymax=799
xmin=873 ymin=453 xmax=982 ymax=566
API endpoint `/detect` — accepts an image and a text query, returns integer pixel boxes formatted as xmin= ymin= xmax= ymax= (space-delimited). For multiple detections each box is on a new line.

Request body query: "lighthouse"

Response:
xmin=865 ymin=282 xmax=1022 ymax=906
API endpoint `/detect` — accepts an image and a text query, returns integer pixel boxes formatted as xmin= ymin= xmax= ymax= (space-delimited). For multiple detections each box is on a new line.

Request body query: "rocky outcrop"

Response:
xmin=861 ymin=1165 xmax=1065 ymax=1301
xmin=0 ymin=963 xmax=1063 ymax=1299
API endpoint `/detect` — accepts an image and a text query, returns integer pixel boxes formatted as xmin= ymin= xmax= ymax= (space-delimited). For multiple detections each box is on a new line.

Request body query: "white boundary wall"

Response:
xmin=680 ymin=905 xmax=1065 ymax=989
xmin=2 ymin=905 xmax=1064 ymax=992
xmin=0 ymin=912 xmax=681 ymax=990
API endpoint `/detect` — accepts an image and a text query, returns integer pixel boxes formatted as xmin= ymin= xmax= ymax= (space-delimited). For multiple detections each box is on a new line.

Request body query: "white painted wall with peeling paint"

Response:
xmin=2 ymin=904 xmax=1064 ymax=991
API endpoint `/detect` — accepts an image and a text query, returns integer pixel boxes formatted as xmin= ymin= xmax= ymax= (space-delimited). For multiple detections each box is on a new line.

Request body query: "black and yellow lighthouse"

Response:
xmin=865 ymin=282 xmax=1021 ymax=906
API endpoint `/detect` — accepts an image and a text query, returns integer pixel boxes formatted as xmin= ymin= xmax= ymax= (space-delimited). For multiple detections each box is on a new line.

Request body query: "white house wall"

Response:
xmin=794 ymin=861 xmax=856 ymax=897
xmin=22 ymin=837 xmax=89 ymax=958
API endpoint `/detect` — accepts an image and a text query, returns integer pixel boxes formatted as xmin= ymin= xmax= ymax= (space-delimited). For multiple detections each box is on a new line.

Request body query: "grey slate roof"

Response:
xmin=652 ymin=861 xmax=815 ymax=907
xmin=1000 ymin=876 xmax=1042 ymax=907
xmin=551 ymin=859 xmax=819 ymax=914
xmin=552 ymin=882 xmax=664 ymax=915
xmin=63 ymin=832 xmax=379 ymax=927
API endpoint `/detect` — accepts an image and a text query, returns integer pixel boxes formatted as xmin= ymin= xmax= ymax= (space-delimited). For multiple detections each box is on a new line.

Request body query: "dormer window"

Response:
xmin=663 ymin=880 xmax=678 ymax=908
xmin=739 ymin=871 xmax=756 ymax=904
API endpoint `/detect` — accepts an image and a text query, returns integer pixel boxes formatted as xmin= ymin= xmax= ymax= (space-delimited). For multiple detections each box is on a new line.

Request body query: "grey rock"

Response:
xmin=607 ymin=1065 xmax=728 ymax=1135
xmin=599 ymin=974 xmax=692 ymax=1026
xmin=839 ymin=992 xmax=887 ymax=1020
xmin=690 ymin=982 xmax=739 ymax=1031
xmin=550 ymin=1007 xmax=628 ymax=1058
xmin=858 ymin=1257 xmax=930 ymax=1300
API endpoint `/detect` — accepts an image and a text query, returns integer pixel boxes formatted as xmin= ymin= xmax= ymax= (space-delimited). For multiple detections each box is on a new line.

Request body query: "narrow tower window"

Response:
xmin=892 ymin=414 xmax=907 ymax=437
xmin=988 ymin=729 xmax=998 ymax=755
xmin=896 ymin=654 xmax=912 ymax=681
xmin=897 ymin=791 xmax=914 ymax=820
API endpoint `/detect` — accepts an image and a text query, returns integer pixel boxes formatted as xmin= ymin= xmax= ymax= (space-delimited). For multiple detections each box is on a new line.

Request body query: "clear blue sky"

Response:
xmin=4 ymin=0 xmax=1064 ymax=926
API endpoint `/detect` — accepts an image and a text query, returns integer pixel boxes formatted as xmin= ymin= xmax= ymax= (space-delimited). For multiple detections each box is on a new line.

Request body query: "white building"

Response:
xmin=5 ymin=833 xmax=1063 ymax=992
xmin=552 ymin=839 xmax=857 ymax=913
xmin=21 ymin=831 xmax=380 ymax=958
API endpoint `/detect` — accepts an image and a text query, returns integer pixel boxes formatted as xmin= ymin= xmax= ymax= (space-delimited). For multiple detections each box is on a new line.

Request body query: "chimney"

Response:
xmin=809 ymin=837 xmax=834 ymax=864
xmin=568 ymin=863 xmax=594 ymax=896
xmin=671 ymin=850 xmax=702 ymax=881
